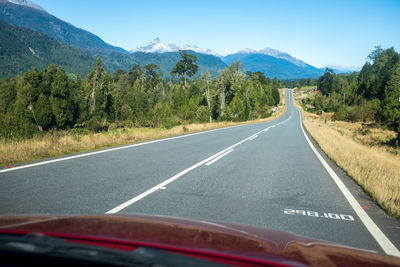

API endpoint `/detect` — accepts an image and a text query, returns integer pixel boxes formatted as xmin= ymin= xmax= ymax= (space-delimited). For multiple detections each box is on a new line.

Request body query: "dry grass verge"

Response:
xmin=0 ymin=90 xmax=287 ymax=167
xmin=294 ymin=95 xmax=400 ymax=217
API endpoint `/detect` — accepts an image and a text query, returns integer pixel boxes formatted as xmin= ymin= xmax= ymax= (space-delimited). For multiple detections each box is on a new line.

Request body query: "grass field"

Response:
xmin=294 ymin=92 xmax=400 ymax=217
xmin=0 ymin=90 xmax=286 ymax=167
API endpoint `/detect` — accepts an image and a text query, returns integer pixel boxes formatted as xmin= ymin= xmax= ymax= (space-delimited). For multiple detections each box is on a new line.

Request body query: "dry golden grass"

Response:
xmin=293 ymin=95 xmax=400 ymax=217
xmin=0 ymin=90 xmax=287 ymax=167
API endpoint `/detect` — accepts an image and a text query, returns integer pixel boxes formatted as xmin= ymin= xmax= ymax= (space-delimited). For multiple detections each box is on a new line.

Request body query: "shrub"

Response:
xmin=87 ymin=117 xmax=109 ymax=132
xmin=195 ymin=106 xmax=209 ymax=123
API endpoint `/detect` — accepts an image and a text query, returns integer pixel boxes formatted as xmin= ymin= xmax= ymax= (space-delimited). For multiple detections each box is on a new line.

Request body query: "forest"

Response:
xmin=0 ymin=51 xmax=281 ymax=139
xmin=302 ymin=47 xmax=400 ymax=138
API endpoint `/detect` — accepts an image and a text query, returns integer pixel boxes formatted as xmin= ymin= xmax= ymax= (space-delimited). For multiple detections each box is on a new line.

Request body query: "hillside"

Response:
xmin=0 ymin=0 xmax=226 ymax=78
xmin=0 ymin=0 xmax=126 ymax=55
xmin=0 ymin=20 xmax=226 ymax=78
xmin=0 ymin=20 xmax=95 ymax=78
xmin=222 ymin=53 xmax=324 ymax=79
xmin=0 ymin=25 xmax=226 ymax=79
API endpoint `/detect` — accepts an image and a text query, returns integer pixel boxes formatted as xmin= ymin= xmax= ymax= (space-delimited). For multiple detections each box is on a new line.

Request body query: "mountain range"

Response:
xmin=222 ymin=52 xmax=324 ymax=79
xmin=0 ymin=0 xmax=227 ymax=77
xmin=131 ymin=39 xmax=360 ymax=78
xmin=130 ymin=38 xmax=220 ymax=56
xmin=0 ymin=0 xmax=359 ymax=79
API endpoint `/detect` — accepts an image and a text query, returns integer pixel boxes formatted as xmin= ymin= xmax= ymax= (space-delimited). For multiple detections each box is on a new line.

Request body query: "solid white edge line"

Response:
xmin=106 ymin=108 xmax=293 ymax=214
xmin=205 ymin=149 xmax=234 ymax=166
xmin=0 ymin=123 xmax=248 ymax=174
xmin=295 ymin=99 xmax=400 ymax=256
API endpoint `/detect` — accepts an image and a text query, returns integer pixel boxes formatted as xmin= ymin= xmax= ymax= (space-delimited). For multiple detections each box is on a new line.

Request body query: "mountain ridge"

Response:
xmin=0 ymin=0 xmax=127 ymax=55
xmin=130 ymin=38 xmax=334 ymax=79
xmin=0 ymin=0 xmax=348 ymax=80
xmin=5 ymin=0 xmax=44 ymax=12
xmin=234 ymin=47 xmax=307 ymax=67
xmin=130 ymin=38 xmax=220 ymax=56
xmin=221 ymin=52 xmax=324 ymax=79
xmin=0 ymin=2 xmax=226 ymax=77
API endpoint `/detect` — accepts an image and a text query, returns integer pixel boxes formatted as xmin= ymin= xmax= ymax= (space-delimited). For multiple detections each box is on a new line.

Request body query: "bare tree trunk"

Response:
xmin=217 ymin=77 xmax=226 ymax=117
xmin=220 ymin=88 xmax=226 ymax=117
xmin=205 ymin=78 xmax=212 ymax=122
xmin=183 ymin=72 xmax=186 ymax=89
xmin=27 ymin=103 xmax=43 ymax=132
xmin=90 ymin=71 xmax=98 ymax=116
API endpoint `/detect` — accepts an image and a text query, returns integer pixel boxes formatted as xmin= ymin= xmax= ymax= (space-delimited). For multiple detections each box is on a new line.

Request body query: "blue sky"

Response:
xmin=34 ymin=0 xmax=400 ymax=68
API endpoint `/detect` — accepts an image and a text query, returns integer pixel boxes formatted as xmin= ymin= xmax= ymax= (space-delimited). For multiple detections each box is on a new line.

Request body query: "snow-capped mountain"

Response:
xmin=129 ymin=38 xmax=356 ymax=79
xmin=130 ymin=38 xmax=219 ymax=56
xmin=236 ymin=47 xmax=307 ymax=67
xmin=6 ymin=0 xmax=45 ymax=12
xmin=130 ymin=38 xmax=174 ymax=53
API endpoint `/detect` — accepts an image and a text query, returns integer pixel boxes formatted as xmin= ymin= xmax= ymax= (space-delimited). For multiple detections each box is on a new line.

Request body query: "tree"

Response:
xmin=144 ymin=64 xmax=161 ymax=90
xmin=171 ymin=50 xmax=198 ymax=89
xmin=248 ymin=71 xmax=268 ymax=85
xmin=86 ymin=56 xmax=113 ymax=120
xmin=50 ymin=68 xmax=74 ymax=128
xmin=113 ymin=69 xmax=126 ymax=82
xmin=317 ymin=68 xmax=336 ymax=95
xmin=0 ymin=77 xmax=17 ymax=114
xmin=0 ymin=56 xmax=294 ymax=138
xmin=227 ymin=95 xmax=246 ymax=120
xmin=382 ymin=61 xmax=400 ymax=137
xmin=272 ymin=87 xmax=280 ymax=105
xmin=217 ymin=76 xmax=226 ymax=117
xmin=128 ymin=64 xmax=143 ymax=85
xmin=201 ymin=72 xmax=213 ymax=122
xmin=87 ymin=57 xmax=104 ymax=116
xmin=34 ymin=93 xmax=53 ymax=130
xmin=218 ymin=61 xmax=244 ymax=117
xmin=367 ymin=46 xmax=383 ymax=62
xmin=371 ymin=47 xmax=399 ymax=100
xmin=73 ymin=74 xmax=90 ymax=124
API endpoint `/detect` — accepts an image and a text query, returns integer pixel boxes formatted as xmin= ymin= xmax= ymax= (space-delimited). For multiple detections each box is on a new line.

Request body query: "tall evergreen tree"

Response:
xmin=171 ymin=50 xmax=198 ymax=89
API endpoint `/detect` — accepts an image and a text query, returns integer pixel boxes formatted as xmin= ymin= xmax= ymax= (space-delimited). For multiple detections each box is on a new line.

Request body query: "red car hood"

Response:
xmin=0 ymin=214 xmax=399 ymax=266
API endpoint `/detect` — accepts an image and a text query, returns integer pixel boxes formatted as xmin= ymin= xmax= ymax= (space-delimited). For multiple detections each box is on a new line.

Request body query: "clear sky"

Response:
xmin=33 ymin=0 xmax=400 ymax=68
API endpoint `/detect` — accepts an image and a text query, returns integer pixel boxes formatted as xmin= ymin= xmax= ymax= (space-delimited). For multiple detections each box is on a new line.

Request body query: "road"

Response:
xmin=1 ymin=90 xmax=399 ymax=256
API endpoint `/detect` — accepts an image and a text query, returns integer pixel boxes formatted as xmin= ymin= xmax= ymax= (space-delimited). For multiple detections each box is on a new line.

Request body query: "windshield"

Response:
xmin=0 ymin=0 xmax=399 ymax=262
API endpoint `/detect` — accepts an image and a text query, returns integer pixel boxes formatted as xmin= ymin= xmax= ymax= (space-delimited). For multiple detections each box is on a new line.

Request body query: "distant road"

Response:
xmin=1 ymin=90 xmax=399 ymax=256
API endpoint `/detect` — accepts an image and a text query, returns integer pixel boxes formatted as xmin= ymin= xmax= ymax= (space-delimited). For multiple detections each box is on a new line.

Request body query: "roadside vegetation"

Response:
xmin=0 ymin=51 xmax=284 ymax=166
xmin=0 ymin=96 xmax=285 ymax=167
xmin=294 ymin=47 xmax=400 ymax=217
xmin=302 ymin=47 xmax=400 ymax=138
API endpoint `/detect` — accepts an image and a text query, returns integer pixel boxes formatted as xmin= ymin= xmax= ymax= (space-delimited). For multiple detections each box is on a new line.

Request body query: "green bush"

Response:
xmin=195 ymin=106 xmax=209 ymax=123
xmin=333 ymin=106 xmax=347 ymax=121
xmin=87 ymin=117 xmax=109 ymax=132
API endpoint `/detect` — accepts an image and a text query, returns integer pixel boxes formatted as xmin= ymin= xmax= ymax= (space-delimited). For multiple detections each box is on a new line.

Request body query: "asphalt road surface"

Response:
xmin=1 ymin=90 xmax=399 ymax=257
